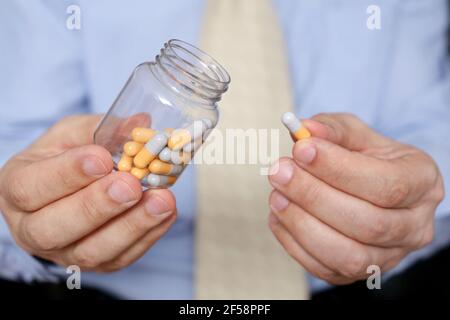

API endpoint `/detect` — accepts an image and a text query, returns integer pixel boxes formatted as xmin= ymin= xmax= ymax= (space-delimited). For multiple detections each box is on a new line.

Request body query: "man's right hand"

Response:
xmin=0 ymin=115 xmax=176 ymax=272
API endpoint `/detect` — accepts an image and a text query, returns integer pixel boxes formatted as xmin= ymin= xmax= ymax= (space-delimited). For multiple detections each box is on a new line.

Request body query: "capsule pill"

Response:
xmin=133 ymin=133 xmax=168 ymax=168
xmin=158 ymin=147 xmax=172 ymax=162
xmin=117 ymin=154 xmax=133 ymax=172
xmin=130 ymin=167 xmax=150 ymax=180
xmin=281 ymin=112 xmax=311 ymax=141
xmin=168 ymin=120 xmax=208 ymax=150
xmin=147 ymin=174 xmax=177 ymax=188
xmin=123 ymin=141 xmax=144 ymax=157
xmin=149 ymin=159 xmax=183 ymax=176
xmin=132 ymin=127 xmax=156 ymax=143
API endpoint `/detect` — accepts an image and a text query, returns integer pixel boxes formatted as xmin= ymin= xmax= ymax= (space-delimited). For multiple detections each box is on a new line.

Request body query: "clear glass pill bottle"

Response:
xmin=94 ymin=39 xmax=230 ymax=188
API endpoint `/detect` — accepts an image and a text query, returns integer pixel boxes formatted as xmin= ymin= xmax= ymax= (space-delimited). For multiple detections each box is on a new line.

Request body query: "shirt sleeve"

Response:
xmin=0 ymin=0 xmax=88 ymax=282
xmin=274 ymin=0 xmax=450 ymax=290
xmin=374 ymin=0 xmax=450 ymax=219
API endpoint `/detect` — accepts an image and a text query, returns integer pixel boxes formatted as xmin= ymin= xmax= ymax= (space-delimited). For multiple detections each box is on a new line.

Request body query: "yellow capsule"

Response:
xmin=117 ymin=154 xmax=133 ymax=172
xmin=168 ymin=129 xmax=191 ymax=150
xmin=149 ymin=159 xmax=183 ymax=176
xmin=130 ymin=167 xmax=150 ymax=180
xmin=133 ymin=133 xmax=168 ymax=169
xmin=133 ymin=148 xmax=156 ymax=169
xmin=123 ymin=141 xmax=143 ymax=157
xmin=168 ymin=120 xmax=208 ymax=150
xmin=293 ymin=126 xmax=311 ymax=140
xmin=131 ymin=127 xmax=156 ymax=143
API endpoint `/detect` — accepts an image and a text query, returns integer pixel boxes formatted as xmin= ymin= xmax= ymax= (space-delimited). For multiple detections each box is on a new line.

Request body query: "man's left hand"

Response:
xmin=268 ymin=113 xmax=445 ymax=285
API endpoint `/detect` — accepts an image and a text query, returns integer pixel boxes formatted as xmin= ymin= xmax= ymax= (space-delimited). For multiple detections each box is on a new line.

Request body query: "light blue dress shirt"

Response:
xmin=1 ymin=0 xmax=450 ymax=299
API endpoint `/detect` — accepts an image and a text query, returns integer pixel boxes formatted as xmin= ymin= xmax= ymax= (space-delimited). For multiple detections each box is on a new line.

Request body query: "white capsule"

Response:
xmin=147 ymin=174 xmax=177 ymax=188
xmin=170 ymin=151 xmax=184 ymax=165
xmin=158 ymin=147 xmax=172 ymax=162
xmin=281 ymin=112 xmax=301 ymax=133
xmin=149 ymin=132 xmax=168 ymax=152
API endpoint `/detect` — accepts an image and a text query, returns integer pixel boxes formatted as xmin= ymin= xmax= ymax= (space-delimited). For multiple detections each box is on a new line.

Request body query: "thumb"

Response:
xmin=302 ymin=113 xmax=392 ymax=151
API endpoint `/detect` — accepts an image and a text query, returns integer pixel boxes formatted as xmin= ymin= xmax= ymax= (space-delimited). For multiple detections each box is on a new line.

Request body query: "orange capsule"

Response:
xmin=168 ymin=128 xmax=191 ymax=151
xmin=168 ymin=120 xmax=208 ymax=150
xmin=133 ymin=133 xmax=168 ymax=168
xmin=117 ymin=154 xmax=133 ymax=172
xmin=123 ymin=141 xmax=144 ymax=157
xmin=149 ymin=159 xmax=183 ymax=176
xmin=131 ymin=127 xmax=156 ymax=143
xmin=130 ymin=167 xmax=150 ymax=180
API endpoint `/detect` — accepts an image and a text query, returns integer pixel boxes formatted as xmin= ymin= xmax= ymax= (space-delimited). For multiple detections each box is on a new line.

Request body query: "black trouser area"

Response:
xmin=0 ymin=277 xmax=116 ymax=300
xmin=312 ymin=245 xmax=450 ymax=301
xmin=1 ymin=245 xmax=450 ymax=300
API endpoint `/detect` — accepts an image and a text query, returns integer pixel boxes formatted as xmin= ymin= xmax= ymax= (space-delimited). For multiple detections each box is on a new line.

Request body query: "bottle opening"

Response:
xmin=154 ymin=39 xmax=230 ymax=105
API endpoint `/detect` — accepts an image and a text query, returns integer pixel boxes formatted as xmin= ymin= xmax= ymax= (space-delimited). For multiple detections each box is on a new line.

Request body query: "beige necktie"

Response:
xmin=195 ymin=0 xmax=309 ymax=299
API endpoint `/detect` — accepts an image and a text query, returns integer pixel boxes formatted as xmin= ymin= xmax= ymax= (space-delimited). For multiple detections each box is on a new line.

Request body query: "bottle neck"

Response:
xmin=152 ymin=39 xmax=230 ymax=107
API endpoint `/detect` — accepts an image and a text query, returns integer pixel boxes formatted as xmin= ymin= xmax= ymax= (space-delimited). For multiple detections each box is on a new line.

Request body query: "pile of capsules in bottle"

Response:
xmin=117 ymin=119 xmax=212 ymax=188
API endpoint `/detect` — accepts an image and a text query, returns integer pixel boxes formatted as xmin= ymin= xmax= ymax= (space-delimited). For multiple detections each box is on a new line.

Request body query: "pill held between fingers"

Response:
xmin=148 ymin=159 xmax=183 ymax=176
xmin=147 ymin=174 xmax=177 ymax=188
xmin=123 ymin=141 xmax=144 ymax=157
xmin=133 ymin=133 xmax=168 ymax=169
xmin=131 ymin=127 xmax=156 ymax=143
xmin=130 ymin=167 xmax=150 ymax=180
xmin=281 ymin=112 xmax=311 ymax=141
xmin=117 ymin=154 xmax=133 ymax=172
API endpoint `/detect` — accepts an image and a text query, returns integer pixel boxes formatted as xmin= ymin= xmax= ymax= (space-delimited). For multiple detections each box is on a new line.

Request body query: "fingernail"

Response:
xmin=145 ymin=193 xmax=172 ymax=216
xmin=269 ymin=160 xmax=294 ymax=185
xmin=270 ymin=191 xmax=290 ymax=213
xmin=108 ymin=180 xmax=138 ymax=204
xmin=294 ymin=141 xmax=317 ymax=164
xmin=82 ymin=156 xmax=108 ymax=176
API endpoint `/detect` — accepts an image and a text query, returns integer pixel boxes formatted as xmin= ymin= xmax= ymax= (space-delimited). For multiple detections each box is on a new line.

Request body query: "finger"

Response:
xmin=291 ymin=138 xmax=431 ymax=208
xmin=97 ymin=214 xmax=177 ymax=273
xmin=302 ymin=113 xmax=392 ymax=151
xmin=3 ymin=145 xmax=114 ymax=212
xmin=269 ymin=191 xmax=405 ymax=279
xmin=32 ymin=115 xmax=103 ymax=150
xmin=63 ymin=190 xmax=176 ymax=269
xmin=269 ymin=158 xmax=420 ymax=247
xmin=268 ymin=213 xmax=352 ymax=285
xmin=19 ymin=171 xmax=142 ymax=252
